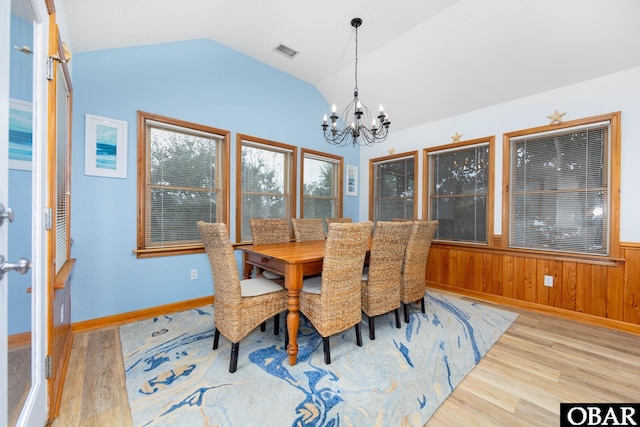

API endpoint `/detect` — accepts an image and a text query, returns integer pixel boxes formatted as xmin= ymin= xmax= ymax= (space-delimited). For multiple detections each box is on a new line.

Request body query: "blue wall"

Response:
xmin=71 ymin=39 xmax=359 ymax=323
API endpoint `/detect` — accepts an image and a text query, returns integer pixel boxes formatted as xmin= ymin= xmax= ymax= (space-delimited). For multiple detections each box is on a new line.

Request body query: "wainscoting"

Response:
xmin=426 ymin=240 xmax=640 ymax=332
xmin=49 ymin=261 xmax=74 ymax=420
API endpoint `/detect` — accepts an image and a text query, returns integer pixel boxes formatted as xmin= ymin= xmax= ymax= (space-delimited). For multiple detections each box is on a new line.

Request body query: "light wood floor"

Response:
xmin=8 ymin=345 xmax=31 ymax=427
xmin=51 ymin=295 xmax=640 ymax=427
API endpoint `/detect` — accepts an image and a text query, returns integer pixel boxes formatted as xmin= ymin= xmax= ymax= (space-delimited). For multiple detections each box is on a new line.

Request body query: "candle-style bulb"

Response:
xmin=331 ymin=104 xmax=337 ymax=113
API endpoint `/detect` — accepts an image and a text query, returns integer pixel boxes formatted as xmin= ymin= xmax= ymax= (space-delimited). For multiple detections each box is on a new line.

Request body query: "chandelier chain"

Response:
xmin=354 ymin=24 xmax=358 ymax=92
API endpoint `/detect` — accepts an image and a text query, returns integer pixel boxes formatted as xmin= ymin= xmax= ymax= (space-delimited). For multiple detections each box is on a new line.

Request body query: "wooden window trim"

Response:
xmin=501 ymin=111 xmax=621 ymax=260
xmin=134 ymin=111 xmax=230 ymax=258
xmin=422 ymin=136 xmax=495 ymax=246
xmin=235 ymin=133 xmax=297 ymax=243
xmin=48 ymin=25 xmax=74 ymax=283
xmin=300 ymin=148 xmax=344 ymax=219
xmin=368 ymin=151 xmax=419 ymax=221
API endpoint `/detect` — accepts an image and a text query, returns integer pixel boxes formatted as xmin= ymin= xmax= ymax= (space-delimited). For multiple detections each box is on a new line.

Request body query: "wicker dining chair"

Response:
xmin=291 ymin=218 xmax=326 ymax=242
xmin=361 ymin=221 xmax=413 ymax=340
xmin=249 ymin=218 xmax=291 ymax=280
xmin=400 ymin=220 xmax=439 ymax=323
xmin=197 ymin=221 xmax=288 ymax=373
xmin=249 ymin=218 xmax=291 ymax=245
xmin=298 ymin=221 xmax=373 ymax=364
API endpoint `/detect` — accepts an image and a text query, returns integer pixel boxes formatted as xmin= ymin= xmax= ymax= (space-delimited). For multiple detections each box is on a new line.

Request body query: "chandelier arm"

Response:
xmin=323 ymin=125 xmax=355 ymax=147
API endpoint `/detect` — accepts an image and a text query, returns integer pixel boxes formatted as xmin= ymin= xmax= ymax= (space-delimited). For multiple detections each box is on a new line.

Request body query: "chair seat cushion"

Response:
xmin=301 ymin=275 xmax=322 ymax=294
xmin=262 ymin=270 xmax=284 ymax=280
xmin=240 ymin=277 xmax=287 ymax=297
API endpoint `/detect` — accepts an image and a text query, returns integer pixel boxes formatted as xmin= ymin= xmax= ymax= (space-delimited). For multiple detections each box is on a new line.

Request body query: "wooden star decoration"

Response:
xmin=451 ymin=132 xmax=463 ymax=143
xmin=547 ymin=110 xmax=566 ymax=124
xmin=388 ymin=147 xmax=396 ymax=155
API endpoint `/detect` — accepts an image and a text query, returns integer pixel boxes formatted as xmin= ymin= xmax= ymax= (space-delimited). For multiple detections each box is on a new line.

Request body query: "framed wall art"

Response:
xmin=84 ymin=114 xmax=128 ymax=178
xmin=346 ymin=164 xmax=358 ymax=196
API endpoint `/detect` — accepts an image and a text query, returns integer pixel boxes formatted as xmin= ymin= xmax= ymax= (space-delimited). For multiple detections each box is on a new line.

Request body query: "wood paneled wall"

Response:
xmin=50 ymin=273 xmax=72 ymax=419
xmin=426 ymin=241 xmax=640 ymax=332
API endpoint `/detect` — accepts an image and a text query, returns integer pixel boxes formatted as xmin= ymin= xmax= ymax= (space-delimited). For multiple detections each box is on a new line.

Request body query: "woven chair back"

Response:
xmin=319 ymin=221 xmax=373 ymax=313
xmin=291 ymin=218 xmax=325 ymax=242
xmin=362 ymin=221 xmax=413 ymax=315
xmin=400 ymin=220 xmax=438 ymax=304
xmin=197 ymin=221 xmax=243 ymax=306
xmin=249 ymin=218 xmax=290 ymax=244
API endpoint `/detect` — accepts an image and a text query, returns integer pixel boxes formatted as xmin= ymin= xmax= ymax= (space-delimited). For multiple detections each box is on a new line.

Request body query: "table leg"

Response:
xmin=242 ymin=252 xmax=252 ymax=279
xmin=284 ymin=264 xmax=303 ymax=365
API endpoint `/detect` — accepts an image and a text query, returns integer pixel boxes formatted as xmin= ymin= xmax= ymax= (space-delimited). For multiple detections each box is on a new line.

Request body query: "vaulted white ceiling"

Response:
xmin=61 ymin=0 xmax=640 ymax=132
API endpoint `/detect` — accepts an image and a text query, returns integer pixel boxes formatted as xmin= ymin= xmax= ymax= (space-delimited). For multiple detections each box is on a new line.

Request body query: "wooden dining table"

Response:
xmin=239 ymin=239 xmax=327 ymax=365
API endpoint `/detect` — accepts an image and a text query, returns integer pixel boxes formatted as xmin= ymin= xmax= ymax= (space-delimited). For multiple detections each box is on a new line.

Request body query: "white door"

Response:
xmin=1 ymin=0 xmax=48 ymax=425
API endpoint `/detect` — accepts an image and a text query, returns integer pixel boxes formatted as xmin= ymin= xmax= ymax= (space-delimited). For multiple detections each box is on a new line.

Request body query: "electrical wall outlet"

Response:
xmin=190 ymin=269 xmax=198 ymax=280
xmin=544 ymin=275 xmax=554 ymax=287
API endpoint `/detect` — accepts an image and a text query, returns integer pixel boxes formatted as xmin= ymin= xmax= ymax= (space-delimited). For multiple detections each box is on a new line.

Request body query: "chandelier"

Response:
xmin=322 ymin=18 xmax=390 ymax=147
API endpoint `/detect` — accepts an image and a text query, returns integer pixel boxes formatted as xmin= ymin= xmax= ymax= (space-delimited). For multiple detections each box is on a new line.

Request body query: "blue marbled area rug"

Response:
xmin=119 ymin=291 xmax=518 ymax=427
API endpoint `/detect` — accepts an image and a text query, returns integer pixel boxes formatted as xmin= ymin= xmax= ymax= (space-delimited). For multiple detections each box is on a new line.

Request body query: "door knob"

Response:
xmin=0 ymin=203 xmax=14 ymax=225
xmin=0 ymin=255 xmax=32 ymax=280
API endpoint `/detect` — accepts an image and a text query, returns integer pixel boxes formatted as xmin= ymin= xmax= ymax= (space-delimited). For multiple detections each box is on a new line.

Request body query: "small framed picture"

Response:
xmin=346 ymin=165 xmax=358 ymax=196
xmin=85 ymin=114 xmax=128 ymax=178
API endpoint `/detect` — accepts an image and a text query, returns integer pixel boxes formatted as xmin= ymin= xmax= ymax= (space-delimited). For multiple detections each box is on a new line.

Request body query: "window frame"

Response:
xmin=235 ymin=133 xmax=297 ymax=243
xmin=423 ymin=136 xmax=495 ymax=246
xmin=369 ymin=151 xmax=418 ymax=222
xmin=300 ymin=148 xmax=343 ymax=222
xmin=51 ymin=29 xmax=74 ymax=283
xmin=135 ymin=111 xmax=230 ymax=258
xmin=54 ymin=42 xmax=72 ymax=275
xmin=502 ymin=112 xmax=621 ymax=259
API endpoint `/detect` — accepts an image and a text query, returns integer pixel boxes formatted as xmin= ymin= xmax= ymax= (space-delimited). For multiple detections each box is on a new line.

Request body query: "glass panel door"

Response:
xmin=3 ymin=0 xmax=47 ymax=424
xmin=7 ymin=0 xmax=36 ymax=423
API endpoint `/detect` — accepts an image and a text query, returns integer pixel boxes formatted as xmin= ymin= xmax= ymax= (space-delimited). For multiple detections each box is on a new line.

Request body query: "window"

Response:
xmin=54 ymin=55 xmax=72 ymax=274
xmin=236 ymin=134 xmax=297 ymax=243
xmin=136 ymin=111 xmax=229 ymax=257
xmin=504 ymin=112 xmax=621 ymax=257
xmin=370 ymin=152 xmax=418 ymax=222
xmin=301 ymin=149 xmax=343 ymax=226
xmin=425 ymin=137 xmax=493 ymax=245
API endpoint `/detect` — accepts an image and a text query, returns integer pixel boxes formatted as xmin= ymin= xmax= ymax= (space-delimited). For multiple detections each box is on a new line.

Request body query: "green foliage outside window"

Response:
xmin=240 ymin=144 xmax=290 ymax=240
xmin=147 ymin=123 xmax=222 ymax=246
xmin=429 ymin=145 xmax=489 ymax=243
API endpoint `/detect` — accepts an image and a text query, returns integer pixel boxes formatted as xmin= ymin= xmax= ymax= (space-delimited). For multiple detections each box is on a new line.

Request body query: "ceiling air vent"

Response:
xmin=273 ymin=43 xmax=299 ymax=59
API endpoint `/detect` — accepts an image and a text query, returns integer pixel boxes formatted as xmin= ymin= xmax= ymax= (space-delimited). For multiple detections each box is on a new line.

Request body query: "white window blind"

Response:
xmin=428 ymin=143 xmax=489 ymax=244
xmin=303 ymin=152 xmax=340 ymax=222
xmin=240 ymin=140 xmax=293 ymax=242
xmin=145 ymin=121 xmax=223 ymax=248
xmin=508 ymin=122 xmax=610 ymax=255
xmin=373 ymin=155 xmax=415 ymax=222
xmin=55 ymin=69 xmax=70 ymax=274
